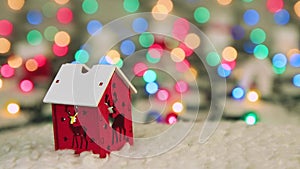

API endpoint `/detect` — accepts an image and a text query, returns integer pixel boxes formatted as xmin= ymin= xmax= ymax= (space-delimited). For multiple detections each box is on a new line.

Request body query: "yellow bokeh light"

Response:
xmin=7 ymin=102 xmax=20 ymax=114
xmin=157 ymin=0 xmax=173 ymax=13
xmin=0 ymin=79 xmax=3 ymax=89
xmin=8 ymin=55 xmax=23 ymax=68
xmin=54 ymin=31 xmax=71 ymax=47
xmin=171 ymin=47 xmax=185 ymax=62
xmin=217 ymin=0 xmax=232 ymax=6
xmin=25 ymin=59 xmax=38 ymax=72
xmin=54 ymin=0 xmax=69 ymax=5
xmin=0 ymin=38 xmax=11 ymax=54
xmin=8 ymin=0 xmax=25 ymax=10
xmin=172 ymin=101 xmax=184 ymax=113
xmin=152 ymin=4 xmax=169 ymax=20
xmin=286 ymin=48 xmax=300 ymax=58
xmin=247 ymin=90 xmax=260 ymax=102
xmin=294 ymin=1 xmax=300 ymax=18
xmin=106 ymin=50 xmax=121 ymax=64
xmin=184 ymin=33 xmax=201 ymax=49
xmin=222 ymin=46 xmax=237 ymax=62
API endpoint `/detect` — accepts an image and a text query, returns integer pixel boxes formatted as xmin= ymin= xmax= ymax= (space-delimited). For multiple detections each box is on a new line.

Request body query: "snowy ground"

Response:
xmin=0 ymin=120 xmax=299 ymax=169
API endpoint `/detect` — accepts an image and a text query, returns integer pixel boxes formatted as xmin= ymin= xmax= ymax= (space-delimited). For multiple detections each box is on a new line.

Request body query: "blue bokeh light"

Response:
xmin=27 ymin=10 xmax=43 ymax=25
xmin=243 ymin=9 xmax=260 ymax=26
xmin=232 ymin=86 xmax=245 ymax=100
xmin=290 ymin=54 xmax=300 ymax=67
xmin=274 ymin=9 xmax=290 ymax=25
xmin=272 ymin=53 xmax=287 ymax=68
xmin=243 ymin=41 xmax=257 ymax=54
xmin=231 ymin=25 xmax=245 ymax=40
xmin=132 ymin=17 xmax=148 ymax=33
xmin=293 ymin=74 xmax=300 ymax=87
xmin=143 ymin=70 xmax=157 ymax=83
xmin=217 ymin=64 xmax=231 ymax=78
xmin=87 ymin=20 xmax=102 ymax=35
xmin=145 ymin=82 xmax=159 ymax=94
xmin=98 ymin=56 xmax=112 ymax=65
xmin=120 ymin=39 xmax=136 ymax=56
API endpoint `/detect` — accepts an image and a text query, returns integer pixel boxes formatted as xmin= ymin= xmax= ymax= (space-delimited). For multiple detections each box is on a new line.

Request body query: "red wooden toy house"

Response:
xmin=43 ymin=64 xmax=137 ymax=158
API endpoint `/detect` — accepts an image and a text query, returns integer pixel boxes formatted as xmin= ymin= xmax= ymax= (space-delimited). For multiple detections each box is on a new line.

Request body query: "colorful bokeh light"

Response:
xmin=145 ymin=82 xmax=159 ymax=94
xmin=87 ymin=20 xmax=102 ymax=35
xmin=165 ymin=112 xmax=178 ymax=124
xmin=250 ymin=28 xmax=266 ymax=44
xmin=175 ymin=80 xmax=189 ymax=93
xmin=274 ymin=9 xmax=290 ymax=25
xmin=20 ymin=79 xmax=34 ymax=92
xmin=54 ymin=31 xmax=71 ymax=47
xmin=222 ymin=46 xmax=237 ymax=62
xmin=56 ymin=7 xmax=73 ymax=24
xmin=25 ymin=59 xmax=39 ymax=72
xmin=120 ymin=39 xmax=135 ymax=56
xmin=8 ymin=55 xmax=23 ymax=68
xmin=184 ymin=33 xmax=200 ymax=49
xmin=231 ymin=25 xmax=245 ymax=40
xmin=44 ymin=26 xmax=58 ymax=41
xmin=0 ymin=38 xmax=11 ymax=54
xmin=82 ymin=0 xmax=99 ymax=14
xmin=171 ymin=48 xmax=186 ymax=62
xmin=217 ymin=0 xmax=232 ymax=6
xmin=272 ymin=53 xmax=287 ymax=68
xmin=232 ymin=86 xmax=245 ymax=100
xmin=133 ymin=62 xmax=148 ymax=77
xmin=156 ymin=89 xmax=170 ymax=101
xmin=172 ymin=102 xmax=184 ymax=113
xmin=139 ymin=32 xmax=154 ymax=48
xmin=123 ymin=0 xmax=140 ymax=13
xmin=293 ymin=74 xmax=300 ymax=87
xmin=0 ymin=20 xmax=13 ymax=36
xmin=52 ymin=43 xmax=68 ymax=57
xmin=0 ymin=64 xmax=15 ymax=78
xmin=247 ymin=90 xmax=259 ymax=102
xmin=172 ymin=18 xmax=190 ymax=41
xmin=27 ymin=10 xmax=43 ymax=25
xmin=266 ymin=0 xmax=284 ymax=13
xmin=243 ymin=9 xmax=260 ymax=26
xmin=132 ymin=17 xmax=148 ymax=33
xmin=294 ymin=1 xmax=300 ymax=18
xmin=143 ymin=70 xmax=157 ymax=83
xmin=194 ymin=7 xmax=210 ymax=24
xmin=289 ymin=54 xmax=300 ymax=67
xmin=7 ymin=102 xmax=20 ymax=114
xmin=217 ymin=64 xmax=231 ymax=78
xmin=206 ymin=52 xmax=221 ymax=66
xmin=27 ymin=30 xmax=43 ymax=46
xmin=8 ymin=0 xmax=25 ymax=10
xmin=75 ymin=49 xmax=90 ymax=64
xmin=254 ymin=44 xmax=269 ymax=60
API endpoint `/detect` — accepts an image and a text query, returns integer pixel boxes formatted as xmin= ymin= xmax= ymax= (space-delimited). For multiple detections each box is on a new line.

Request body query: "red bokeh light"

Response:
xmin=52 ymin=43 xmax=68 ymax=57
xmin=0 ymin=20 xmax=13 ymax=36
xmin=56 ymin=7 xmax=73 ymax=24
xmin=20 ymin=79 xmax=34 ymax=93
xmin=266 ymin=0 xmax=284 ymax=13
xmin=0 ymin=64 xmax=15 ymax=78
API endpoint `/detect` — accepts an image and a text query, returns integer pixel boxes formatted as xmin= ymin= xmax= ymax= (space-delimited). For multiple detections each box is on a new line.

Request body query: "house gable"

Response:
xmin=43 ymin=64 xmax=137 ymax=107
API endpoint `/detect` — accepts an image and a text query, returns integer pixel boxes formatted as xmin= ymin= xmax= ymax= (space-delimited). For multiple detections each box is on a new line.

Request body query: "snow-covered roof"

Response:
xmin=43 ymin=64 xmax=137 ymax=107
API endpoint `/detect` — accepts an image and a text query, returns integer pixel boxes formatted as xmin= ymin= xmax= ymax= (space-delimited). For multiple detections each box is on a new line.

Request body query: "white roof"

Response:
xmin=43 ymin=64 xmax=137 ymax=107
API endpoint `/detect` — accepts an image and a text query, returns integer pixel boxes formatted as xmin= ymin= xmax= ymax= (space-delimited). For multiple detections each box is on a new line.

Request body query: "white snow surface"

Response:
xmin=0 ymin=121 xmax=300 ymax=169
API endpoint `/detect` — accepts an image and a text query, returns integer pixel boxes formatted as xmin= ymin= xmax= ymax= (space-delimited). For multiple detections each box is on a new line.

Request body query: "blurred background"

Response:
xmin=0 ymin=0 xmax=300 ymax=130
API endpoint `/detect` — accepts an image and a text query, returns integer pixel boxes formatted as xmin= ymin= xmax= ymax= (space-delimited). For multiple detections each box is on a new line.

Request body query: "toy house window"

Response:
xmin=99 ymin=82 xmax=103 ymax=86
xmin=56 ymin=80 xmax=60 ymax=83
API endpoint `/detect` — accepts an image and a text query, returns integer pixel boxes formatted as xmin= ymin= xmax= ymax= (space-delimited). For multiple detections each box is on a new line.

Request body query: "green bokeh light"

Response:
xmin=44 ymin=26 xmax=58 ymax=41
xmin=206 ymin=52 xmax=221 ymax=66
xmin=146 ymin=52 xmax=160 ymax=63
xmin=115 ymin=59 xmax=123 ymax=68
xmin=273 ymin=65 xmax=286 ymax=74
xmin=139 ymin=32 xmax=154 ymax=48
xmin=27 ymin=30 xmax=43 ymax=46
xmin=42 ymin=2 xmax=57 ymax=18
xmin=194 ymin=7 xmax=210 ymax=24
xmin=123 ymin=0 xmax=139 ymax=13
xmin=242 ymin=0 xmax=253 ymax=3
xmin=250 ymin=28 xmax=266 ymax=44
xmin=242 ymin=111 xmax=259 ymax=125
xmin=75 ymin=49 xmax=90 ymax=63
xmin=82 ymin=0 xmax=99 ymax=15
xmin=254 ymin=44 xmax=269 ymax=60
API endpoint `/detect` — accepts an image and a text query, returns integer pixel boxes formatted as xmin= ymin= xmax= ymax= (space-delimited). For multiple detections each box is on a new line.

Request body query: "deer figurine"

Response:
xmin=104 ymin=94 xmax=126 ymax=144
xmin=67 ymin=106 xmax=88 ymax=149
